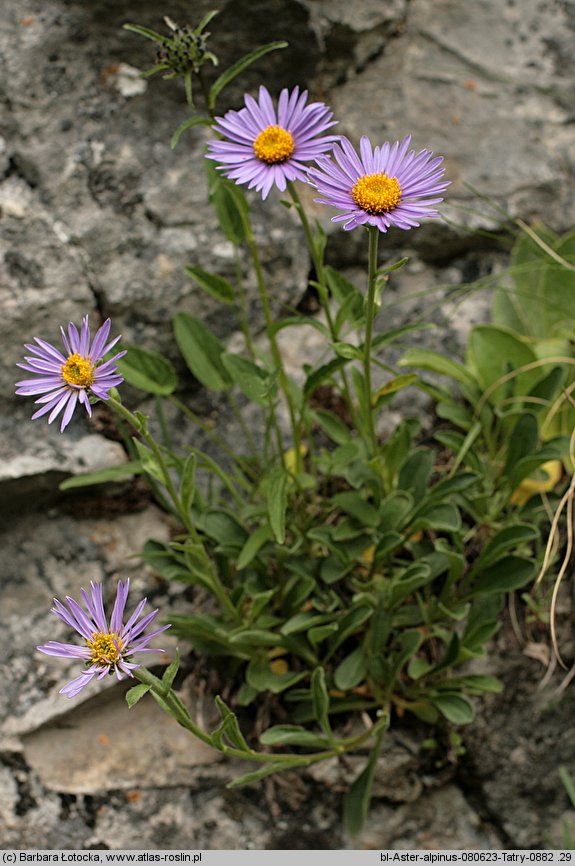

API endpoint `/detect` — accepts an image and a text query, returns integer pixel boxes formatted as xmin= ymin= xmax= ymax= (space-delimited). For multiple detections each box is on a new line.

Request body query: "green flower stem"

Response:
xmin=135 ymin=665 xmax=390 ymax=767
xmin=242 ymin=217 xmax=302 ymax=473
xmin=107 ymin=395 xmax=240 ymax=623
xmin=287 ymin=182 xmax=359 ymax=431
xmin=363 ymin=226 xmax=380 ymax=454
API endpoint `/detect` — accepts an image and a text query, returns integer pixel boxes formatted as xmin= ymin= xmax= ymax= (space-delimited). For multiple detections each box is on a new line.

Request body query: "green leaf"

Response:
xmin=205 ymin=162 xmax=249 ymax=245
xmin=473 ymin=556 xmax=535 ymax=595
xmin=332 ymin=491 xmax=379 ymax=527
xmin=332 ymin=341 xmax=363 ymax=361
xmin=397 ymin=448 xmax=434 ymax=501
xmin=399 ymin=348 xmax=476 ymax=386
xmin=117 ymin=345 xmax=177 ymax=395
xmin=467 ymin=325 xmax=540 ymax=404
xmin=303 ymin=357 xmax=347 ymax=399
xmin=372 ymin=374 xmax=418 ymax=408
xmin=179 ymin=453 xmax=197 ymax=516
xmin=227 ymin=759 xmax=305 ymax=788
xmin=173 ymin=312 xmax=231 ymax=392
xmin=344 ymin=733 xmax=385 ymax=836
xmin=411 ymin=503 xmax=461 ymax=533
xmin=221 ymin=352 xmax=274 ymax=405
xmin=259 ymin=725 xmax=328 ymax=747
xmin=59 ymin=460 xmax=143 ymax=491
xmin=312 ymin=409 xmax=352 ymax=445
xmin=311 ymin=667 xmax=332 ymax=738
xmin=265 ymin=466 xmax=288 ymax=544
xmin=184 ymin=265 xmax=235 ymax=305
xmin=471 ymin=523 xmax=539 ymax=572
xmin=431 ymin=693 xmax=475 ymax=724
xmin=209 ymin=41 xmax=288 ymax=107
xmin=126 ymin=683 xmax=151 ymax=707
xmin=503 ymin=414 xmax=539 ymax=476
xmin=122 ymin=23 xmax=164 ymax=42
xmin=213 ymin=696 xmax=252 ymax=752
xmin=162 ymin=650 xmax=180 ymax=691
xmin=133 ymin=440 xmax=165 ymax=484
xmin=246 ymin=653 xmax=305 ymax=694
xmin=236 ymin=525 xmax=273 ymax=571
xmin=334 ymin=647 xmax=367 ymax=691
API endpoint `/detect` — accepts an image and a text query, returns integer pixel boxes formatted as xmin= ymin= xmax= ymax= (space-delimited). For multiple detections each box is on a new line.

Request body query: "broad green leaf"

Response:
xmin=431 ymin=693 xmax=475 ymax=724
xmin=331 ymin=491 xmax=379 ymax=526
xmin=184 ymin=266 xmax=235 ymax=305
xmin=471 ymin=523 xmax=539 ymax=573
xmin=173 ymin=312 xmax=231 ymax=392
xmin=308 ymin=623 xmax=339 ymax=644
xmin=161 ymin=650 xmax=180 ymax=691
xmin=126 ymin=683 xmax=151 ymax=707
xmin=179 ymin=453 xmax=196 ymax=515
xmin=467 ymin=325 xmax=540 ymax=404
xmin=265 ymin=466 xmax=288 ymax=544
xmin=117 ymin=345 xmax=177 ymax=395
xmin=133 ymin=440 xmax=165 ymax=484
xmin=313 ymin=409 xmax=352 ymax=445
xmin=221 ymin=352 xmax=273 ymax=405
xmin=332 ymin=341 xmax=363 ymax=361
xmin=344 ymin=733 xmax=384 ymax=836
xmin=311 ymin=668 xmax=330 ymax=737
xmin=399 ymin=348 xmax=475 ymax=385
xmin=205 ymin=161 xmax=249 ymax=245
xmin=227 ymin=759 xmax=306 ymax=788
xmin=334 ymin=647 xmax=367 ymax=691
xmin=59 ymin=460 xmax=143 ymax=491
xmin=373 ymin=374 xmax=418 ymax=408
xmin=246 ymin=653 xmax=305 ymax=694
xmin=473 ymin=555 xmax=535 ymax=595
xmin=397 ymin=449 xmax=434 ymax=501
xmin=236 ymin=525 xmax=273 ymax=571
xmin=213 ymin=696 xmax=252 ymax=752
xmin=259 ymin=725 xmax=328 ymax=747
xmin=503 ymin=413 xmax=539 ymax=476
xmin=411 ymin=503 xmax=461 ymax=533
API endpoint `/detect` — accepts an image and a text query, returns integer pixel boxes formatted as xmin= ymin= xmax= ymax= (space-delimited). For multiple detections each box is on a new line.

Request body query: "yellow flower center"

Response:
xmin=253 ymin=125 xmax=295 ymax=164
xmin=352 ymin=172 xmax=402 ymax=214
xmin=87 ymin=632 xmax=123 ymax=666
xmin=61 ymin=353 xmax=95 ymax=387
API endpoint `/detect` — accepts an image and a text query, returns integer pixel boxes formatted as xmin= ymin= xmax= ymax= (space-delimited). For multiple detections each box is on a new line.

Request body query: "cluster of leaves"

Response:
xmin=63 ymin=171 xmax=573 ymax=829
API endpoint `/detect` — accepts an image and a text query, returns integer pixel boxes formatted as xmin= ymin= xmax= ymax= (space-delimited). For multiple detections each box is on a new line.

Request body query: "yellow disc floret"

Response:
xmin=87 ymin=632 xmax=123 ymax=666
xmin=352 ymin=172 xmax=402 ymax=214
xmin=253 ymin=125 xmax=295 ymax=164
xmin=61 ymin=353 xmax=95 ymax=387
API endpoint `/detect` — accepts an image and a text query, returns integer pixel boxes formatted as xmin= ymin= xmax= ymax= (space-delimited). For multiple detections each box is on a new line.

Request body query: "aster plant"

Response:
xmin=21 ymin=16 xmax=565 ymax=839
xmin=37 ymin=580 xmax=170 ymax=698
xmin=15 ymin=316 xmax=125 ymax=431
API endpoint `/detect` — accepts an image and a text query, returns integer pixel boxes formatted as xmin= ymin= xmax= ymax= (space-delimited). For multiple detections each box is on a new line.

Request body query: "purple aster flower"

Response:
xmin=308 ymin=134 xmax=450 ymax=232
xmin=37 ymin=579 xmax=171 ymax=698
xmin=15 ymin=315 xmax=126 ymax=432
xmin=206 ymin=85 xmax=338 ymax=199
